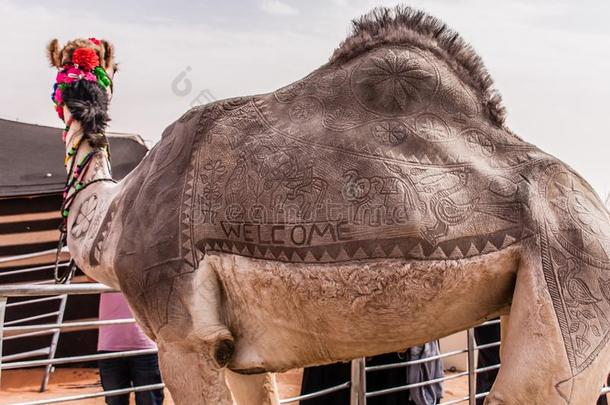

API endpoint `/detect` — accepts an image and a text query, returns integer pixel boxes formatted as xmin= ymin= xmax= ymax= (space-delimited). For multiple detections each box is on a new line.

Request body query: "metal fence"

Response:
xmin=0 ymin=249 xmax=72 ymax=392
xmin=278 ymin=322 xmax=497 ymax=405
xmin=0 ymin=284 xmax=607 ymax=405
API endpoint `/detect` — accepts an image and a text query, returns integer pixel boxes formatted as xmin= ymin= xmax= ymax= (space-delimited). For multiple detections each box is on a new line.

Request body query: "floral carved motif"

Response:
xmin=351 ymin=48 xmax=439 ymax=116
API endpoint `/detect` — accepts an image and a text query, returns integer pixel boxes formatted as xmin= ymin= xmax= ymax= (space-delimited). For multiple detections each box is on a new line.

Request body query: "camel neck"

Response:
xmin=61 ymin=121 xmax=121 ymax=289
xmin=61 ymin=114 xmax=114 ymax=219
xmin=64 ymin=119 xmax=112 ymax=178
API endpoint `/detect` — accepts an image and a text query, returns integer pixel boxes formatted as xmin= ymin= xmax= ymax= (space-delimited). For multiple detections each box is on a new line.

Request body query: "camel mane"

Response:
xmin=330 ymin=6 xmax=506 ymax=126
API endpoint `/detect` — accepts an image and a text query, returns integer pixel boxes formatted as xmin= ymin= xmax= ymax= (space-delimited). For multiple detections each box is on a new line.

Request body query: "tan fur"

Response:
xmin=212 ymin=247 xmax=518 ymax=372
xmin=46 ymin=38 xmax=61 ymax=67
xmin=100 ymin=39 xmax=116 ymax=72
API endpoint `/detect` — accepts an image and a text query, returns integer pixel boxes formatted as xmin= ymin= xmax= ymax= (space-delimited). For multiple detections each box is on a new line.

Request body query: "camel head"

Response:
xmin=46 ymin=37 xmax=117 ymax=149
xmin=47 ymin=37 xmax=117 ymax=75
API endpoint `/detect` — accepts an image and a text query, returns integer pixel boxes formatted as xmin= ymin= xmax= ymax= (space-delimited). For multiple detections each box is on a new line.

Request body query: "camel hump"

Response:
xmin=349 ymin=47 xmax=440 ymax=117
xmin=329 ymin=5 xmax=506 ymax=126
xmin=270 ymin=45 xmax=486 ymax=127
xmin=345 ymin=45 xmax=481 ymax=122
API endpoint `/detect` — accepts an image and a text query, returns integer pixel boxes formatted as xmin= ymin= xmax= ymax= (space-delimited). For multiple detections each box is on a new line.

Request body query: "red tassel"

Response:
xmin=73 ymin=48 xmax=99 ymax=71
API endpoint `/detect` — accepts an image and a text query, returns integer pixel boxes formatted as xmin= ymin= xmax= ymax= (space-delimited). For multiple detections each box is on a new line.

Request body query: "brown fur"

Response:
xmin=46 ymin=37 xmax=118 ymax=72
xmin=99 ymin=39 xmax=116 ymax=72
xmin=330 ymin=5 xmax=506 ymax=127
xmin=46 ymin=39 xmax=62 ymax=67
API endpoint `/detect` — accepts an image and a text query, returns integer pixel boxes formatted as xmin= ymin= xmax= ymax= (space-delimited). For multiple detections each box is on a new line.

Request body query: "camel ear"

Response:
xmin=100 ymin=39 xmax=116 ymax=70
xmin=47 ymin=38 xmax=62 ymax=68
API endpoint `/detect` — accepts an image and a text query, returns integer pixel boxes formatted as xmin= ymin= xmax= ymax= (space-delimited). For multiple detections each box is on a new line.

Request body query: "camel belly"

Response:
xmin=212 ymin=245 xmax=520 ymax=373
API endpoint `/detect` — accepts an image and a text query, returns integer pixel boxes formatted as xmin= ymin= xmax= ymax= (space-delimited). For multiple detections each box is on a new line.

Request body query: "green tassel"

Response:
xmin=94 ymin=66 xmax=111 ymax=89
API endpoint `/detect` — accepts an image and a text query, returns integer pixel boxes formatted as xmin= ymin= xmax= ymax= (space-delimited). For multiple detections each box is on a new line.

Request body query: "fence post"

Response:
xmin=350 ymin=358 xmax=366 ymax=405
xmin=0 ymin=296 xmax=7 ymax=385
xmin=40 ymin=293 xmax=68 ymax=392
xmin=467 ymin=328 xmax=477 ymax=405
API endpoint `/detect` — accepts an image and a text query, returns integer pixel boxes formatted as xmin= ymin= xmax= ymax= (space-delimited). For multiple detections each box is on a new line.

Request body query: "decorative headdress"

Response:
xmin=51 ymin=38 xmax=112 ymax=121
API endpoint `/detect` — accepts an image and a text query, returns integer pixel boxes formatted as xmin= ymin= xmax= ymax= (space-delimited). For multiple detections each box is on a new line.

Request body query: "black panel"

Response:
xmin=0 ymin=118 xmax=148 ymax=197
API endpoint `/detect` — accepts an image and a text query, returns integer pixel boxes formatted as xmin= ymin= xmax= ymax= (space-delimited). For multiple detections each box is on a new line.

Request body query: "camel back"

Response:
xmin=145 ymin=44 xmax=547 ymax=270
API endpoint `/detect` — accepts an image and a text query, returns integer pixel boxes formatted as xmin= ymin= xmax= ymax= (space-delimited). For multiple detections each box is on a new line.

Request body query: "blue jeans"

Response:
xmin=98 ymin=352 xmax=164 ymax=405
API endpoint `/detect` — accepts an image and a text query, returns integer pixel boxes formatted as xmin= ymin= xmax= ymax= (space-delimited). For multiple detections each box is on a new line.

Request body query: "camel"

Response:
xmin=46 ymin=6 xmax=610 ymax=404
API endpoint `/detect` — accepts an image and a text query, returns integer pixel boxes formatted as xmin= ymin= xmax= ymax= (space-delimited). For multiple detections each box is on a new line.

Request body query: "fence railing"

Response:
xmin=0 ymin=284 xmax=607 ymax=404
xmin=0 ymin=283 xmax=163 ymax=404
xmin=0 ymin=250 xmax=73 ymax=392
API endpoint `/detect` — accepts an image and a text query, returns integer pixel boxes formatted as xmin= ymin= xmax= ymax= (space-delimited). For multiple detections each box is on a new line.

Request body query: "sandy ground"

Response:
xmin=0 ymin=367 xmax=470 ymax=404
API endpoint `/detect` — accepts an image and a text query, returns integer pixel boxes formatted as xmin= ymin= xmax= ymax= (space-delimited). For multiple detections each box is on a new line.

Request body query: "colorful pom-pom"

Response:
xmin=72 ymin=47 xmax=99 ymax=71
xmin=51 ymin=41 xmax=108 ymax=122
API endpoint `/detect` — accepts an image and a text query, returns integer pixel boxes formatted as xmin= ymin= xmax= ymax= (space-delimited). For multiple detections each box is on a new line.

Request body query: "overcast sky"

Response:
xmin=1 ymin=0 xmax=608 ymax=197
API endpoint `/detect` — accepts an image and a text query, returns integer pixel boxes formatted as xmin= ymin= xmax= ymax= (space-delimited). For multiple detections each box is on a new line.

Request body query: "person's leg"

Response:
xmin=366 ymin=353 xmax=411 ymax=405
xmin=300 ymin=363 xmax=351 ymax=405
xmin=128 ymin=353 xmax=165 ymax=405
xmin=597 ymin=374 xmax=609 ymax=405
xmin=473 ymin=321 xmax=501 ymax=405
xmin=98 ymin=352 xmax=131 ymax=405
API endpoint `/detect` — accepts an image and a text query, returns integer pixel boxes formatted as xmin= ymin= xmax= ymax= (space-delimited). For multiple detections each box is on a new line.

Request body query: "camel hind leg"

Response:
xmin=486 ymin=236 xmax=610 ymax=404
